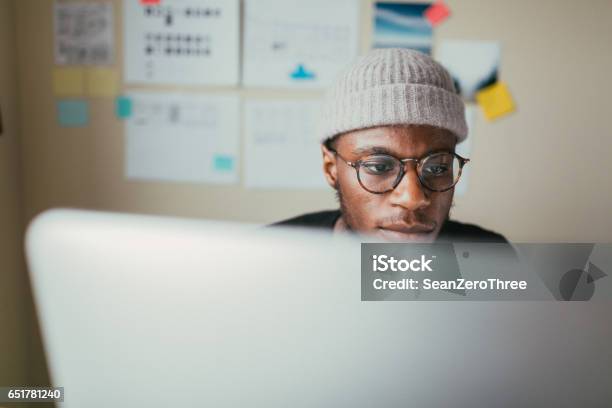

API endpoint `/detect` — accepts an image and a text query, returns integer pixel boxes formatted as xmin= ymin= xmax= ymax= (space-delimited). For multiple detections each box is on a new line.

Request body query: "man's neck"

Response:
xmin=333 ymin=215 xmax=349 ymax=233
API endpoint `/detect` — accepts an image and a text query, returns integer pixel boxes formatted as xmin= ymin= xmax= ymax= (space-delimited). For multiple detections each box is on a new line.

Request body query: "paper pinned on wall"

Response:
xmin=124 ymin=0 xmax=240 ymax=86
xmin=54 ymin=2 xmax=114 ymax=65
xmin=373 ymin=2 xmax=433 ymax=55
xmin=435 ymin=40 xmax=500 ymax=101
xmin=454 ymin=104 xmax=476 ymax=196
xmin=53 ymin=67 xmax=85 ymax=96
xmin=213 ymin=154 xmax=235 ymax=172
xmin=57 ymin=100 xmax=89 ymax=127
xmin=475 ymin=82 xmax=515 ymax=121
xmin=125 ymin=92 xmax=240 ymax=184
xmin=242 ymin=0 xmax=360 ymax=88
xmin=424 ymin=1 xmax=451 ymax=27
xmin=244 ymin=99 xmax=327 ymax=189
xmin=86 ymin=68 xmax=119 ymax=97
xmin=115 ymin=96 xmax=133 ymax=119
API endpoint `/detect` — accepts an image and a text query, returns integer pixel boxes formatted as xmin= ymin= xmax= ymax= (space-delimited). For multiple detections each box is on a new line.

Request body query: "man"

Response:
xmin=274 ymin=48 xmax=507 ymax=243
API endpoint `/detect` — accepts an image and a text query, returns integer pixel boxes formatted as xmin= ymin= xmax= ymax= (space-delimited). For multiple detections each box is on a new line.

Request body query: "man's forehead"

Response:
xmin=337 ymin=125 xmax=456 ymax=153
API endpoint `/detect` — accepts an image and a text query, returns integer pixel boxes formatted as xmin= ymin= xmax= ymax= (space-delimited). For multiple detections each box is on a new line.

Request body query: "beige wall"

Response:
xmin=14 ymin=0 xmax=612 ymax=243
xmin=2 ymin=0 xmax=611 ymax=393
xmin=442 ymin=0 xmax=612 ymax=242
xmin=0 ymin=0 xmax=28 ymax=387
xmin=1 ymin=0 xmax=50 ymax=394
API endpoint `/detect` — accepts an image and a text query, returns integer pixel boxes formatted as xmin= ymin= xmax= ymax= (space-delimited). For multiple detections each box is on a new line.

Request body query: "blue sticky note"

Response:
xmin=213 ymin=155 xmax=234 ymax=172
xmin=116 ymin=95 xmax=133 ymax=119
xmin=57 ymin=100 xmax=89 ymax=127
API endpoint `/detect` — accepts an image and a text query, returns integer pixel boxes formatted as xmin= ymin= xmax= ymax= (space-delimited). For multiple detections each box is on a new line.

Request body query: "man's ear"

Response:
xmin=321 ymin=143 xmax=339 ymax=189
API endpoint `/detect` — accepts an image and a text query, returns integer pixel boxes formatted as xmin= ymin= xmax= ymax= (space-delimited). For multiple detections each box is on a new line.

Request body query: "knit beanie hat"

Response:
xmin=321 ymin=48 xmax=468 ymax=143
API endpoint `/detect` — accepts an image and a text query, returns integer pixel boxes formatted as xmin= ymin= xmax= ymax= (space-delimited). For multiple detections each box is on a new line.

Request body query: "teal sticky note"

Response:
xmin=116 ymin=96 xmax=132 ymax=119
xmin=57 ymin=100 xmax=89 ymax=127
xmin=213 ymin=155 xmax=234 ymax=172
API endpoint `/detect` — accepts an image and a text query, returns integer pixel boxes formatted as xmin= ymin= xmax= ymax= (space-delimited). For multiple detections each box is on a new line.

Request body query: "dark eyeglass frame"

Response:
xmin=328 ymin=148 xmax=470 ymax=194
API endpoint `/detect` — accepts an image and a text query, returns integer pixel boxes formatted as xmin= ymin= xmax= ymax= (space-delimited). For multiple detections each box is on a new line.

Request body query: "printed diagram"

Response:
xmin=54 ymin=3 xmax=114 ymax=65
xmin=143 ymin=33 xmax=211 ymax=58
xmin=246 ymin=17 xmax=354 ymax=65
xmin=131 ymin=98 xmax=218 ymax=128
xmin=125 ymin=92 xmax=240 ymax=184
xmin=244 ymin=99 xmax=327 ymax=188
xmin=140 ymin=5 xmax=222 ymax=58
xmin=124 ymin=0 xmax=239 ymax=85
xmin=242 ymin=0 xmax=360 ymax=88
xmin=142 ymin=5 xmax=222 ymax=26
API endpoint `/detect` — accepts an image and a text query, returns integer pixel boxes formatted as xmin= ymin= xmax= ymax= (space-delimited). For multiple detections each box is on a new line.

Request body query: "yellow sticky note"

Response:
xmin=475 ymin=82 xmax=515 ymax=121
xmin=86 ymin=68 xmax=119 ymax=97
xmin=53 ymin=68 xmax=84 ymax=96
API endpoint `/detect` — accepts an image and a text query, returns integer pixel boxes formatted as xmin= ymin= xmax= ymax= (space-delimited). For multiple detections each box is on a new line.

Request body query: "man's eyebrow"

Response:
xmin=351 ymin=145 xmax=456 ymax=158
xmin=352 ymin=145 xmax=395 ymax=156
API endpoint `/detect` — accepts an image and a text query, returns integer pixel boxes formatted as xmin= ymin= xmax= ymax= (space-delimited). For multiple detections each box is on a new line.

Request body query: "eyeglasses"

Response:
xmin=329 ymin=149 xmax=469 ymax=194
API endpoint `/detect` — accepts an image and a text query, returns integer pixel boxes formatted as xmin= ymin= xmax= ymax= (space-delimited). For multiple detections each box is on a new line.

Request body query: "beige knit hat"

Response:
xmin=321 ymin=48 xmax=467 ymax=143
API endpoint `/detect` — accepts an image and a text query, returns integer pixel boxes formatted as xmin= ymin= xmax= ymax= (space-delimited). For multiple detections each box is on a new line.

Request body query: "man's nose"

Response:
xmin=388 ymin=167 xmax=430 ymax=211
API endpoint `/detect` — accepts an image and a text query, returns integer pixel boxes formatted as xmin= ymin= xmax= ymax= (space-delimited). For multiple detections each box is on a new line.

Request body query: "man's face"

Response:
xmin=322 ymin=125 xmax=456 ymax=242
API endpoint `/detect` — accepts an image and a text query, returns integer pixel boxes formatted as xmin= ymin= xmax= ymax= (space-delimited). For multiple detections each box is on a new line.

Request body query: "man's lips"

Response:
xmin=379 ymin=223 xmax=435 ymax=234
xmin=375 ymin=224 xmax=436 ymax=242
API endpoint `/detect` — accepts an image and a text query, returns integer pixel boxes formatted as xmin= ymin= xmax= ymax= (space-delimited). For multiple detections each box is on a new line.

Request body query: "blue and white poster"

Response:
xmin=242 ymin=0 xmax=360 ymax=89
xmin=373 ymin=2 xmax=433 ymax=55
xmin=435 ymin=40 xmax=501 ymax=102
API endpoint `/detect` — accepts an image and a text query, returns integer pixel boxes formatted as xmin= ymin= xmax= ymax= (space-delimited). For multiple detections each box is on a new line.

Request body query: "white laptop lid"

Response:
xmin=26 ymin=209 xmax=612 ymax=407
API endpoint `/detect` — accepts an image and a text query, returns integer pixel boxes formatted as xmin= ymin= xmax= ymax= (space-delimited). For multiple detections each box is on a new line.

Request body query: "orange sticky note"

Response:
xmin=53 ymin=68 xmax=84 ymax=96
xmin=86 ymin=68 xmax=119 ymax=97
xmin=475 ymin=82 xmax=516 ymax=121
xmin=140 ymin=0 xmax=160 ymax=4
xmin=424 ymin=2 xmax=451 ymax=26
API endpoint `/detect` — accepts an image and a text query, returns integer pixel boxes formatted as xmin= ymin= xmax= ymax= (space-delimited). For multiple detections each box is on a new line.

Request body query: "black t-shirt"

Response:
xmin=272 ymin=210 xmax=508 ymax=243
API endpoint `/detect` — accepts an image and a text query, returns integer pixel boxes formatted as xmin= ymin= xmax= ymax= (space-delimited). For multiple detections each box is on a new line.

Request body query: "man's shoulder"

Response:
xmin=439 ymin=219 xmax=509 ymax=243
xmin=270 ymin=210 xmax=341 ymax=230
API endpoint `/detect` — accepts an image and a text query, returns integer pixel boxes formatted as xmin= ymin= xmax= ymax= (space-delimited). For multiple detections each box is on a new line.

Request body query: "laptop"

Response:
xmin=26 ymin=209 xmax=612 ymax=407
